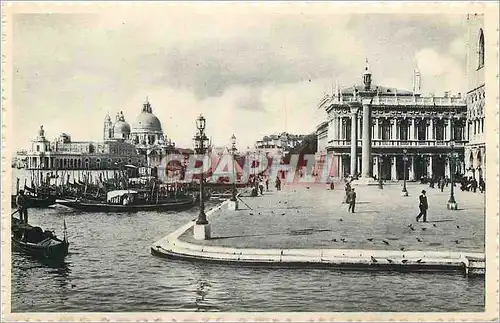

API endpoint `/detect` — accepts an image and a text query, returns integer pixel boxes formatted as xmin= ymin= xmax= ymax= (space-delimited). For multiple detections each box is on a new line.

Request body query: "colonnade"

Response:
xmin=328 ymin=115 xmax=467 ymax=142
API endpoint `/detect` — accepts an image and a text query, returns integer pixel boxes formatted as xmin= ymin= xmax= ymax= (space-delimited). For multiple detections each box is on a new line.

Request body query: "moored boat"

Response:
xmin=11 ymin=216 xmax=69 ymax=262
xmin=56 ymin=189 xmax=195 ymax=212
xmin=11 ymin=194 xmax=56 ymax=208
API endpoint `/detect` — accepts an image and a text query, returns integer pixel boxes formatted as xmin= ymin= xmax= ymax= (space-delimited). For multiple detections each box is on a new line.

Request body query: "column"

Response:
xmin=338 ymin=155 xmax=343 ymax=178
xmin=429 ymin=119 xmax=434 ymax=141
xmin=445 ymin=158 xmax=451 ymax=178
xmin=357 ymin=116 xmax=362 ymax=141
xmin=447 ymin=118 xmax=452 ymax=141
xmin=410 ymin=118 xmax=415 ymax=140
xmin=391 ymin=156 xmax=397 ymax=181
xmin=374 ymin=118 xmax=379 ymax=140
xmin=409 ymin=155 xmax=415 ymax=180
xmin=333 ymin=117 xmax=338 ymax=140
xmin=350 ymin=105 xmax=359 ymax=177
xmin=361 ymin=103 xmax=372 ymax=178
xmin=357 ymin=156 xmax=362 ymax=174
xmin=391 ymin=120 xmax=397 ymax=140
xmin=427 ymin=156 xmax=433 ymax=178
xmin=374 ymin=156 xmax=379 ymax=179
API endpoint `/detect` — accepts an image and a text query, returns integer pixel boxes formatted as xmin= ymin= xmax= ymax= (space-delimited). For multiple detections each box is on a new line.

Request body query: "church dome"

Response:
xmin=113 ymin=111 xmax=131 ymax=139
xmin=132 ymin=99 xmax=163 ymax=133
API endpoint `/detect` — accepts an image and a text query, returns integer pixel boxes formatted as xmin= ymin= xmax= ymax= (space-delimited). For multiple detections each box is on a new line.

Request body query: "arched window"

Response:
xmin=478 ymin=28 xmax=485 ymax=69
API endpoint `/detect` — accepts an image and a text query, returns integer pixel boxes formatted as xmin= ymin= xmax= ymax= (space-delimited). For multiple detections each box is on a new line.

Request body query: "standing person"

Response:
xmin=16 ymin=190 xmax=28 ymax=224
xmin=344 ymin=182 xmax=351 ymax=203
xmin=259 ymin=179 xmax=264 ymax=195
xmin=275 ymin=176 xmax=281 ymax=191
xmin=439 ymin=177 xmax=445 ymax=192
xmin=330 ymin=177 xmax=335 ymax=190
xmin=265 ymin=177 xmax=269 ymax=191
xmin=347 ymin=188 xmax=356 ymax=213
xmin=416 ymin=190 xmax=428 ymax=222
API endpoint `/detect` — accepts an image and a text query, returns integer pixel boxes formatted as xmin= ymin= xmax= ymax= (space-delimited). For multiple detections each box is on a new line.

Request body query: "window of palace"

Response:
xmin=435 ymin=120 xmax=445 ymax=141
xmin=380 ymin=120 xmax=391 ymax=140
xmin=399 ymin=120 xmax=409 ymax=140
xmin=416 ymin=121 xmax=426 ymax=141
xmin=478 ymin=28 xmax=485 ymax=69
xmin=36 ymin=145 xmax=40 ymax=152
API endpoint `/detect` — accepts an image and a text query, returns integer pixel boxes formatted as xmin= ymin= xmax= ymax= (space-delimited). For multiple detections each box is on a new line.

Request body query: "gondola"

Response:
xmin=11 ymin=194 xmax=56 ymax=208
xmin=56 ymin=189 xmax=195 ymax=212
xmin=11 ymin=215 xmax=69 ymax=262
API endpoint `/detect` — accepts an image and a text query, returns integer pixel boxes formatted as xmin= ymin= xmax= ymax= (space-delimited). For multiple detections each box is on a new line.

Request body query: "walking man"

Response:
xmin=347 ymin=188 xmax=356 ymax=213
xmin=265 ymin=177 xmax=269 ymax=191
xmin=16 ymin=190 xmax=28 ymax=224
xmin=416 ymin=190 xmax=428 ymax=222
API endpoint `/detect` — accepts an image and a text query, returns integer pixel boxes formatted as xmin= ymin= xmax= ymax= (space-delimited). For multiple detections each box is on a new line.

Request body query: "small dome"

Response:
xmin=114 ymin=120 xmax=131 ymax=136
xmin=113 ymin=111 xmax=131 ymax=139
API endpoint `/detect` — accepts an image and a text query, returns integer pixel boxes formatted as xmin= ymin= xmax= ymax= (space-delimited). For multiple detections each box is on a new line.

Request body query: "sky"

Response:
xmin=10 ymin=5 xmax=470 ymax=152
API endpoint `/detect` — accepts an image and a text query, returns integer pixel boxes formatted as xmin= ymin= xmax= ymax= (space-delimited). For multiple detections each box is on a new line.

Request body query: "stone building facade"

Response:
xmin=465 ymin=14 xmax=486 ymax=180
xmin=316 ymin=64 xmax=467 ymax=181
xmin=27 ymin=126 xmax=145 ymax=170
xmin=26 ymin=98 xmax=177 ymax=170
xmin=255 ymin=133 xmax=305 ymax=156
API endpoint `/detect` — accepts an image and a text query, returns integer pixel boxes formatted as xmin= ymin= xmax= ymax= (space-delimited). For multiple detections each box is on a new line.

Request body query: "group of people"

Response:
xmin=460 ymin=176 xmax=485 ymax=193
xmin=426 ymin=175 xmax=486 ymax=194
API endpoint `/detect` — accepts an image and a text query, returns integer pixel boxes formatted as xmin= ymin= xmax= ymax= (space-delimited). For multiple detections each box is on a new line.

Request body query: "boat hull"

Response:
xmin=12 ymin=237 xmax=69 ymax=262
xmin=11 ymin=195 xmax=56 ymax=208
xmin=56 ymin=198 xmax=195 ymax=212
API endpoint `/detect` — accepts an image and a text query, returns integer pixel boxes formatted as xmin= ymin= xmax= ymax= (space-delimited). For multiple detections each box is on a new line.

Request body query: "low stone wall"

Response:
xmin=151 ymin=197 xmax=485 ymax=275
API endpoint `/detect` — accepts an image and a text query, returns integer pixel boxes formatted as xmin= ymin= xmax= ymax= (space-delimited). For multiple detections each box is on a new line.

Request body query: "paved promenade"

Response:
xmin=179 ymin=181 xmax=485 ymax=253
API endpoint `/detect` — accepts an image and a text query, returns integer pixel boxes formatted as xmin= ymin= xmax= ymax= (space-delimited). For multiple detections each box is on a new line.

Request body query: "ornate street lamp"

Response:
xmin=193 ymin=114 xmax=210 ymax=225
xmin=447 ymin=140 xmax=458 ymax=210
xmin=229 ymin=134 xmax=239 ymax=210
xmin=402 ymin=149 xmax=408 ymax=196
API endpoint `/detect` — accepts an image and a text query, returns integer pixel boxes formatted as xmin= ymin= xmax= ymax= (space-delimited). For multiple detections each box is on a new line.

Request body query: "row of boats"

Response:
xmin=10 ymin=167 xmax=199 ymax=264
xmin=12 ymin=166 xmax=252 ymax=264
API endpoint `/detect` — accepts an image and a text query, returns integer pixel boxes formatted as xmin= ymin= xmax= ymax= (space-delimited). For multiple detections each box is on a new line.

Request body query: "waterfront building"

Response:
xmin=465 ymin=14 xmax=486 ymax=180
xmin=27 ymin=126 xmax=145 ymax=170
xmin=25 ymin=98 xmax=178 ymax=170
xmin=255 ymin=133 xmax=305 ymax=156
xmin=316 ymin=62 xmax=467 ymax=181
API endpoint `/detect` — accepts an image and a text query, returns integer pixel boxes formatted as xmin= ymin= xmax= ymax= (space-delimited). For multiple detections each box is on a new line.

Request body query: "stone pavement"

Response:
xmin=179 ymin=181 xmax=485 ymax=253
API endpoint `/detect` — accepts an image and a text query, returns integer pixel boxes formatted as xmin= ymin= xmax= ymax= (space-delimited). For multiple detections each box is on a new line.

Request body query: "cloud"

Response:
xmin=10 ymin=10 xmax=469 ymax=152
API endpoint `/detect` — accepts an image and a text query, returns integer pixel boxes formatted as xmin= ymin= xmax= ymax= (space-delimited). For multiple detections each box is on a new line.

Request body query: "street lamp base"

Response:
xmin=228 ymin=199 xmax=239 ymax=211
xmin=401 ymin=190 xmax=408 ymax=197
xmin=194 ymin=223 xmax=211 ymax=240
xmin=447 ymin=202 xmax=458 ymax=210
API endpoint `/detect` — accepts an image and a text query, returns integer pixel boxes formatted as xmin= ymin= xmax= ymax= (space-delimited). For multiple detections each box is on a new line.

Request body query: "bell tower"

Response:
xmin=103 ymin=113 xmax=113 ymax=141
xmin=363 ymin=59 xmax=372 ymax=91
xmin=413 ymin=68 xmax=421 ymax=95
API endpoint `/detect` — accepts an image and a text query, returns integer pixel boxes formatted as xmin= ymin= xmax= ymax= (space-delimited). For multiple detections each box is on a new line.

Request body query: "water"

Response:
xmin=10 ymin=170 xmax=484 ymax=312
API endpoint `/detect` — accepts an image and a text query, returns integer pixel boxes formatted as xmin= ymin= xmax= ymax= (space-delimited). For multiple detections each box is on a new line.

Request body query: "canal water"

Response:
xmin=10 ymin=170 xmax=484 ymax=312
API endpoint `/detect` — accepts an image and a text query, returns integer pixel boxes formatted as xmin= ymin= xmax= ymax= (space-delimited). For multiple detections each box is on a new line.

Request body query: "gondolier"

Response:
xmin=16 ymin=190 xmax=29 ymax=224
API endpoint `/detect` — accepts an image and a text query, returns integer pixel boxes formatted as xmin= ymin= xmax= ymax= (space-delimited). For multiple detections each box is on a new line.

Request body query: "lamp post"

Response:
xmin=228 ymin=134 xmax=239 ymax=210
xmin=378 ymin=158 xmax=384 ymax=189
xmin=193 ymin=115 xmax=211 ymax=239
xmin=447 ymin=140 xmax=458 ymax=210
xmin=402 ymin=149 xmax=408 ymax=196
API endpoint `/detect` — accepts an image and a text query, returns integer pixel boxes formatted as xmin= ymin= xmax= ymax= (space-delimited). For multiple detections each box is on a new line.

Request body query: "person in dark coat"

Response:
xmin=265 ymin=177 xmax=269 ymax=191
xmin=347 ymin=188 xmax=356 ymax=213
xmin=275 ymin=176 xmax=281 ymax=191
xmin=416 ymin=190 xmax=428 ymax=222
xmin=16 ymin=190 xmax=28 ymax=224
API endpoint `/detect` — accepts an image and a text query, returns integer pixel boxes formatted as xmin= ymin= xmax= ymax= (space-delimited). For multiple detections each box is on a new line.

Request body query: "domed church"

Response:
xmin=103 ymin=98 xmax=176 ymax=166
